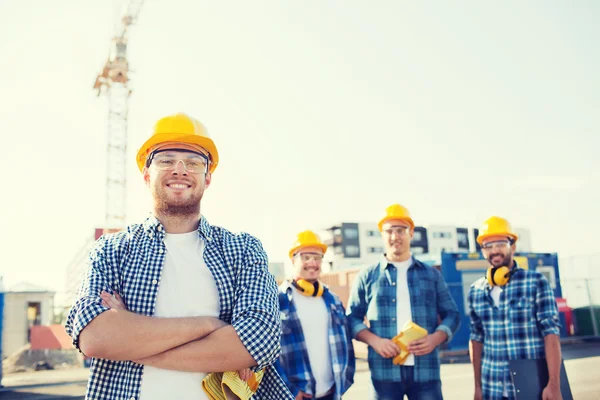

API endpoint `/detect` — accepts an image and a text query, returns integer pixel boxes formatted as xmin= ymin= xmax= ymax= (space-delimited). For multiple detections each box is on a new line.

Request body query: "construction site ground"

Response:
xmin=1 ymin=341 xmax=599 ymax=399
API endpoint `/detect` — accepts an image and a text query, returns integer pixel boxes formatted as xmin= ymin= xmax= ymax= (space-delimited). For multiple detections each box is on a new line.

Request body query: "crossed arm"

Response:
xmin=67 ymin=234 xmax=279 ymax=375
xmin=79 ymin=291 xmax=256 ymax=374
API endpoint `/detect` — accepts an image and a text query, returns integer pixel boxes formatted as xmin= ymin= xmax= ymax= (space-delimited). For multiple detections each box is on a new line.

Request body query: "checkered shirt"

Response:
xmin=65 ymin=215 xmax=293 ymax=400
xmin=346 ymin=257 xmax=461 ymax=383
xmin=275 ymin=281 xmax=355 ymax=399
xmin=468 ymin=265 xmax=560 ymax=400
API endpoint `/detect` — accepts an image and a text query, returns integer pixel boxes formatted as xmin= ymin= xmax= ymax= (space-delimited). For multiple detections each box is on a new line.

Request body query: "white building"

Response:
xmin=321 ymin=222 xmax=532 ymax=270
xmin=2 ymin=282 xmax=55 ymax=357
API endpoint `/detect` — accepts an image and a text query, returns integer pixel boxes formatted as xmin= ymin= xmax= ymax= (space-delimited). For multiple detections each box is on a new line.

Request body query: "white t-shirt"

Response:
xmin=490 ymin=285 xmax=503 ymax=307
xmin=393 ymin=258 xmax=415 ymax=366
xmin=139 ymin=232 xmax=220 ymax=400
xmin=292 ymin=288 xmax=335 ymax=397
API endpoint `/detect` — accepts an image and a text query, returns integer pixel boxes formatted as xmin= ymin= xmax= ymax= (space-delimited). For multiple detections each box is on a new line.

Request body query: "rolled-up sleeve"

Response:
xmin=231 ymin=236 xmax=282 ymax=370
xmin=467 ymin=286 xmax=484 ymax=343
xmin=346 ymin=270 xmax=369 ymax=338
xmin=64 ymin=237 xmax=111 ymax=352
xmin=536 ymin=274 xmax=561 ymax=337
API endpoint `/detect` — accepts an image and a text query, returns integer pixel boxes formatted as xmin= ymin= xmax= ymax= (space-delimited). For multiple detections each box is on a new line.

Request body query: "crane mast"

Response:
xmin=93 ymin=0 xmax=144 ymax=228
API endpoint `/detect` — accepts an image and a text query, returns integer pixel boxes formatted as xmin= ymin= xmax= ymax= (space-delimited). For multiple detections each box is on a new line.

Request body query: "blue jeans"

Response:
xmin=371 ymin=367 xmax=443 ymax=400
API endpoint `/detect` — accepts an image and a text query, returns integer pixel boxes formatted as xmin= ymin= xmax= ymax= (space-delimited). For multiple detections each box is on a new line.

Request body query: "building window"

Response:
xmin=411 ymin=246 xmax=424 ymax=254
xmin=366 ymin=230 xmax=381 ymax=237
xmin=343 ymin=228 xmax=359 ymax=239
xmin=344 ymin=245 xmax=360 ymax=257
xmin=433 ymin=232 xmax=452 ymax=239
xmin=412 ymin=231 xmax=423 ymax=241
xmin=368 ymin=247 xmax=383 ymax=253
xmin=457 ymin=232 xmax=469 ymax=247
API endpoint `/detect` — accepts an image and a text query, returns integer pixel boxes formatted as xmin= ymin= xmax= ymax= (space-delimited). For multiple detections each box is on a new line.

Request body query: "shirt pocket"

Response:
xmin=472 ymin=298 xmax=491 ymax=321
xmin=508 ymin=297 xmax=535 ymax=324
xmin=417 ymin=279 xmax=435 ymax=306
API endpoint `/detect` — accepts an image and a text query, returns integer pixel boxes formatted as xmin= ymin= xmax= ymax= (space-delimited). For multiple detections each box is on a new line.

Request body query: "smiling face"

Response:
xmin=481 ymin=234 xmax=516 ymax=269
xmin=143 ymin=144 xmax=212 ymax=218
xmin=381 ymin=219 xmax=414 ymax=262
xmin=292 ymin=246 xmax=325 ymax=283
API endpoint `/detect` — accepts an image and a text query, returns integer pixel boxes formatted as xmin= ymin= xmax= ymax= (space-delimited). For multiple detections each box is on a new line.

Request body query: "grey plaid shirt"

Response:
xmin=65 ymin=215 xmax=293 ymax=400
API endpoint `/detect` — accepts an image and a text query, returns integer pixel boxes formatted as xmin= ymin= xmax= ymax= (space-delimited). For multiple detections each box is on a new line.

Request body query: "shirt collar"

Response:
xmin=142 ymin=214 xmax=213 ymax=241
xmin=379 ymin=254 xmax=417 ymax=271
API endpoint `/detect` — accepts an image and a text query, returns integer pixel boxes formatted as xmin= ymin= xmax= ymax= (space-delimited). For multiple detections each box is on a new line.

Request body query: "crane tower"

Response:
xmin=93 ymin=0 xmax=144 ymax=228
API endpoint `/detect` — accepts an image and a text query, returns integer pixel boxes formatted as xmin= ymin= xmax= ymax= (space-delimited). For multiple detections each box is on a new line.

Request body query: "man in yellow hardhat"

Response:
xmin=275 ymin=230 xmax=355 ymax=400
xmin=468 ymin=216 xmax=562 ymax=400
xmin=65 ymin=113 xmax=293 ymax=400
xmin=347 ymin=204 xmax=461 ymax=399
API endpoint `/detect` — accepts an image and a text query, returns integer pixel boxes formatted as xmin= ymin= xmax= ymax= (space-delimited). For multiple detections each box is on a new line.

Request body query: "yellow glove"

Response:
xmin=391 ymin=321 xmax=428 ymax=365
xmin=202 ymin=369 xmax=264 ymax=400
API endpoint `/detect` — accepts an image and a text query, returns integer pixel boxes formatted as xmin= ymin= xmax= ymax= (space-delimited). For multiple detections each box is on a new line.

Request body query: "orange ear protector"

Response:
xmin=291 ymin=279 xmax=324 ymax=297
xmin=486 ymin=266 xmax=516 ymax=287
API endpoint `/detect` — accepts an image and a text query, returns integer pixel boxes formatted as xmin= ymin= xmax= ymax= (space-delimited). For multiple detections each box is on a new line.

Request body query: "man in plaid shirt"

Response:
xmin=468 ymin=216 xmax=562 ymax=400
xmin=276 ymin=230 xmax=355 ymax=400
xmin=65 ymin=113 xmax=293 ymax=400
xmin=347 ymin=204 xmax=461 ymax=399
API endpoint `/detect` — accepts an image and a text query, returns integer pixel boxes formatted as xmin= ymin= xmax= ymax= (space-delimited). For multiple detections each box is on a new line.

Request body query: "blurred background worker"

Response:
xmin=468 ymin=216 xmax=562 ymax=400
xmin=347 ymin=204 xmax=461 ymax=400
xmin=277 ymin=230 xmax=355 ymax=400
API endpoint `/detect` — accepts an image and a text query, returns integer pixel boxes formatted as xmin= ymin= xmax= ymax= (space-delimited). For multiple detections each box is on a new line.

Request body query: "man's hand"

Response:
xmin=101 ymin=291 xmax=127 ymax=310
xmin=372 ymin=337 xmax=401 ymax=358
xmin=408 ymin=331 xmax=446 ymax=356
xmin=542 ymin=382 xmax=562 ymax=400
xmin=295 ymin=390 xmax=312 ymax=400
xmin=238 ymin=368 xmax=252 ymax=382
xmin=474 ymin=386 xmax=482 ymax=400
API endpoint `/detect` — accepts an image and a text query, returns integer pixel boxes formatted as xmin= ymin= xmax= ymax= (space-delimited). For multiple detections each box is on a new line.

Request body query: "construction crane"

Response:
xmin=93 ymin=0 xmax=145 ymax=228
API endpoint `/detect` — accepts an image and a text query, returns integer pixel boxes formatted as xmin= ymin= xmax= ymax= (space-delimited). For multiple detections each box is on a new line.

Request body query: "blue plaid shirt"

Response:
xmin=468 ymin=265 xmax=560 ymax=400
xmin=276 ymin=281 xmax=355 ymax=399
xmin=346 ymin=256 xmax=460 ymax=383
xmin=65 ymin=215 xmax=293 ymax=400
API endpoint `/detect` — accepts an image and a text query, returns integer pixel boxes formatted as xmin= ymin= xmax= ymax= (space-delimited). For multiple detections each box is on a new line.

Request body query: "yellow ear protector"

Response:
xmin=486 ymin=266 xmax=518 ymax=287
xmin=291 ymin=279 xmax=324 ymax=297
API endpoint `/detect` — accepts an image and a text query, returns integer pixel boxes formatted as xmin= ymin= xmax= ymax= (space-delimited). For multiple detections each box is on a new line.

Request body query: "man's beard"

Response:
xmin=488 ymin=253 xmax=513 ymax=268
xmin=152 ymin=187 xmax=202 ymax=217
xmin=392 ymin=242 xmax=405 ymax=255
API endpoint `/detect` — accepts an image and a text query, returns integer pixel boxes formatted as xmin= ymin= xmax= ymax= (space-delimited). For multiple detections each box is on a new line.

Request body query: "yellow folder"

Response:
xmin=201 ymin=369 xmax=264 ymax=400
xmin=391 ymin=321 xmax=428 ymax=365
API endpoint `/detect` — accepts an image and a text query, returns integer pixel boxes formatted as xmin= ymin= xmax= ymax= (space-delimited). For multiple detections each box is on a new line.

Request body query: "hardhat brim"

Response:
xmin=476 ymin=232 xmax=518 ymax=246
xmin=378 ymin=217 xmax=415 ymax=232
xmin=288 ymin=243 xmax=328 ymax=259
xmin=136 ymin=132 xmax=219 ymax=173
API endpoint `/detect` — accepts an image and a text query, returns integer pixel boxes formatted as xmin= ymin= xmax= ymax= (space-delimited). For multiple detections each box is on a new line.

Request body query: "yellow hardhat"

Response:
xmin=135 ymin=113 xmax=219 ymax=173
xmin=476 ymin=216 xmax=519 ymax=245
xmin=289 ymin=230 xmax=328 ymax=259
xmin=378 ymin=204 xmax=415 ymax=232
